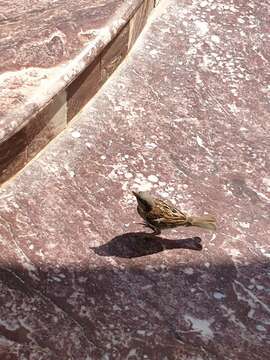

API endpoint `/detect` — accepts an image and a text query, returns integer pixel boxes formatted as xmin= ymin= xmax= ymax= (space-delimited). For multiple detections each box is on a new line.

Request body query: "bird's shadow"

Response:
xmin=91 ymin=232 xmax=202 ymax=259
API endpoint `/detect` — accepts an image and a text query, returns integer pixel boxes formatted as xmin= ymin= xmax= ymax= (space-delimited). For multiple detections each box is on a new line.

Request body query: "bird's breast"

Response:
xmin=137 ymin=205 xmax=146 ymax=219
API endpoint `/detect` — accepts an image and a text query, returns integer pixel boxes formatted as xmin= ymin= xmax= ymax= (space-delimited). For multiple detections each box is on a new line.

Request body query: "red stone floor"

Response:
xmin=0 ymin=0 xmax=269 ymax=359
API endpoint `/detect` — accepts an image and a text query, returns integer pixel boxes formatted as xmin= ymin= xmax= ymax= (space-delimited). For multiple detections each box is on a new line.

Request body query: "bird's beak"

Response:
xmin=132 ymin=191 xmax=139 ymax=198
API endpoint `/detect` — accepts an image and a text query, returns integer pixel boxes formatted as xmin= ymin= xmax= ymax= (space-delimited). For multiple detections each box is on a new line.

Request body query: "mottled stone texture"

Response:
xmin=0 ymin=93 xmax=67 ymax=184
xmin=129 ymin=0 xmax=155 ymax=49
xmin=0 ymin=129 xmax=27 ymax=184
xmin=26 ymin=92 xmax=67 ymax=158
xmin=101 ymin=23 xmax=130 ymax=83
xmin=0 ymin=0 xmax=270 ymax=359
xmin=0 ymin=0 xmax=155 ymax=184
xmin=67 ymin=57 xmax=101 ymax=122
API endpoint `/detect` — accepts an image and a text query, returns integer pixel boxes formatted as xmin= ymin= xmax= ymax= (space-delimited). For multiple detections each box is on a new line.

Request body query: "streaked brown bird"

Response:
xmin=132 ymin=191 xmax=216 ymax=235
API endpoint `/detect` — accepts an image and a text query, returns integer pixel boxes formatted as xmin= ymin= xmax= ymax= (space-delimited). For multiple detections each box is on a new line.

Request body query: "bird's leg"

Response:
xmin=152 ymin=228 xmax=161 ymax=236
xmin=147 ymin=222 xmax=161 ymax=236
xmin=139 ymin=221 xmax=161 ymax=235
xmin=137 ymin=221 xmax=149 ymax=228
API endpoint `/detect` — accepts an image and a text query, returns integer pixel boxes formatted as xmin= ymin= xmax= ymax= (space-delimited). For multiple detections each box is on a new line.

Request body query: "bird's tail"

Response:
xmin=187 ymin=215 xmax=216 ymax=231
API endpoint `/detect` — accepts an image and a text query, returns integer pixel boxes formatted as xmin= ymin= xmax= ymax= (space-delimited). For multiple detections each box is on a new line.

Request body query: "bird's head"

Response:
xmin=132 ymin=191 xmax=154 ymax=211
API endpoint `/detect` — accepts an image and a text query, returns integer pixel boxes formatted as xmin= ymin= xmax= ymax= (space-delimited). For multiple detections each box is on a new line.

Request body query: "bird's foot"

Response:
xmin=147 ymin=223 xmax=161 ymax=236
xmin=137 ymin=222 xmax=161 ymax=236
xmin=152 ymin=228 xmax=161 ymax=236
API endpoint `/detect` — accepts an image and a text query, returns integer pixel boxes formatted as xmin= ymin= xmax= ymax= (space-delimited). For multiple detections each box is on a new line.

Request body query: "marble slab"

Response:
xmin=0 ymin=0 xmax=269 ymax=358
xmin=0 ymin=0 xmax=151 ymax=144
xmin=0 ymin=0 xmax=156 ymax=183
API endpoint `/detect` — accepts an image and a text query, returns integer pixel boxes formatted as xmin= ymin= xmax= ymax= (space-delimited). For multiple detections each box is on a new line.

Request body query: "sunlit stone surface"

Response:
xmin=0 ymin=0 xmax=269 ymax=358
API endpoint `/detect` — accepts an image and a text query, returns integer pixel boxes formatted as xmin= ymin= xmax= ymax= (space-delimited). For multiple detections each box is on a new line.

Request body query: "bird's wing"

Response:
xmin=148 ymin=199 xmax=188 ymax=225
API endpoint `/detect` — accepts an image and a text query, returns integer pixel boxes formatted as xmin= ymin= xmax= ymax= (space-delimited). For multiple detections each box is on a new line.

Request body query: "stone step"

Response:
xmin=0 ymin=0 xmax=269 ymax=358
xmin=0 ymin=0 xmax=158 ymax=185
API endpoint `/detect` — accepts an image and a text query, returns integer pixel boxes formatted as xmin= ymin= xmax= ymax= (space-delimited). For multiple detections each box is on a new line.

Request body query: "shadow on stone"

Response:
xmin=0 ymin=252 xmax=269 ymax=358
xmin=91 ymin=232 xmax=202 ymax=258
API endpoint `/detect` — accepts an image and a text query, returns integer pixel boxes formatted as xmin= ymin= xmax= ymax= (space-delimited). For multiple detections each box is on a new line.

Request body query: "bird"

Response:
xmin=132 ymin=191 xmax=216 ymax=235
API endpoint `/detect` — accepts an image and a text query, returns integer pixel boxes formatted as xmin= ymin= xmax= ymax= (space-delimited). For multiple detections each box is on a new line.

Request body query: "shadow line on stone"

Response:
xmin=91 ymin=231 xmax=202 ymax=258
xmin=0 ymin=254 xmax=269 ymax=357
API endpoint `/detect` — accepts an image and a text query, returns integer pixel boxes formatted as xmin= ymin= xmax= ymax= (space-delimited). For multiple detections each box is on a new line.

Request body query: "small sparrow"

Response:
xmin=132 ymin=191 xmax=216 ymax=235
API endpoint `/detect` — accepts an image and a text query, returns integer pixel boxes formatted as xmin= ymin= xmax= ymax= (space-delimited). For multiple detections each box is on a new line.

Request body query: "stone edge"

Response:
xmin=0 ymin=0 xmax=159 ymax=185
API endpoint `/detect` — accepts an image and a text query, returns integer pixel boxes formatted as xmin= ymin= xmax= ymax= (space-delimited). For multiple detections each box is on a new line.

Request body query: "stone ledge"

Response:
xmin=0 ymin=0 xmax=269 ymax=358
xmin=0 ymin=0 xmax=158 ymax=184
